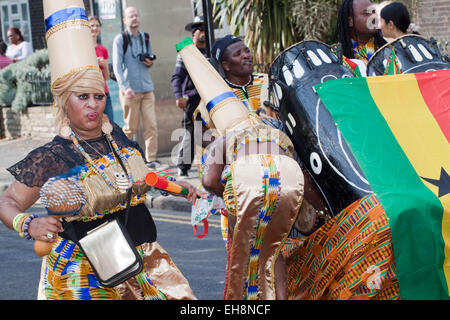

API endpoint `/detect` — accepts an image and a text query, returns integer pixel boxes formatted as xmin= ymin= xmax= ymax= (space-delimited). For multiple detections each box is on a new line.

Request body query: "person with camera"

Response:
xmin=112 ymin=6 xmax=162 ymax=169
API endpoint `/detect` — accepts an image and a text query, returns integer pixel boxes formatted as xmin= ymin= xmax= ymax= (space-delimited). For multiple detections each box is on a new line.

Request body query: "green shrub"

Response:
xmin=0 ymin=49 xmax=51 ymax=112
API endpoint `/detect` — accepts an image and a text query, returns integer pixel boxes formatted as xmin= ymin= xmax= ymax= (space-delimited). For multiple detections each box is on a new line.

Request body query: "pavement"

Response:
xmin=0 ymin=136 xmax=200 ymax=213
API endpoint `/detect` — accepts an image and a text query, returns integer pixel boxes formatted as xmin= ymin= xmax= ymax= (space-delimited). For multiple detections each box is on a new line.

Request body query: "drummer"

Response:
xmin=333 ymin=0 xmax=387 ymax=76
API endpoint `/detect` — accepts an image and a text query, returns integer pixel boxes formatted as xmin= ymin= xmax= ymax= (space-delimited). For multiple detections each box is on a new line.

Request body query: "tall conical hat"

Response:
xmin=44 ymin=0 xmax=102 ymax=89
xmin=176 ymin=38 xmax=249 ymax=134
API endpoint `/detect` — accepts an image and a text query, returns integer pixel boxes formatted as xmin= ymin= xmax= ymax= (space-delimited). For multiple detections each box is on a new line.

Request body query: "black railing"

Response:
xmin=25 ymin=72 xmax=53 ymax=106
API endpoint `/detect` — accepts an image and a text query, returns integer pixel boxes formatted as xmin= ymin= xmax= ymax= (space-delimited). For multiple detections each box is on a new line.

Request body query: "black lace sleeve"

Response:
xmin=7 ymin=143 xmax=73 ymax=188
xmin=8 ymin=122 xmax=147 ymax=188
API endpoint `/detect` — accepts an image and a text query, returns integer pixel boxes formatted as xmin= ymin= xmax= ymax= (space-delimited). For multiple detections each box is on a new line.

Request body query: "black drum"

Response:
xmin=269 ymin=40 xmax=372 ymax=216
xmin=367 ymin=34 xmax=450 ymax=76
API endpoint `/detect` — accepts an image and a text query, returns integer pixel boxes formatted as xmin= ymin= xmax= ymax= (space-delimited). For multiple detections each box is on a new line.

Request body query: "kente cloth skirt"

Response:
xmin=37 ymin=239 xmax=196 ymax=300
xmin=282 ymin=194 xmax=400 ymax=300
xmin=222 ymin=154 xmax=304 ymax=300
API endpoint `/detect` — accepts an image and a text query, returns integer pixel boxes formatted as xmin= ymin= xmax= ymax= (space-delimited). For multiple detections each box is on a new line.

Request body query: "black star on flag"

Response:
xmin=422 ymin=168 xmax=450 ymax=198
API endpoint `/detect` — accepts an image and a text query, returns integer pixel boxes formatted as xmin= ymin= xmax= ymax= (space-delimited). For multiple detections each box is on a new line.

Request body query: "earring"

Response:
xmin=101 ymin=114 xmax=113 ymax=135
xmin=59 ymin=117 xmax=72 ymax=139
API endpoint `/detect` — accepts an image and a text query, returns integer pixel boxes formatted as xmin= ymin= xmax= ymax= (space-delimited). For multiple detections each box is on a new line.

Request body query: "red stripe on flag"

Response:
xmin=415 ymin=70 xmax=450 ymax=143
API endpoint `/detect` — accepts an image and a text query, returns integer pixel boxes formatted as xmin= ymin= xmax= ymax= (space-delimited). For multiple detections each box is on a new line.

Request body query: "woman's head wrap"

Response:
xmin=44 ymin=0 xmax=105 ymax=125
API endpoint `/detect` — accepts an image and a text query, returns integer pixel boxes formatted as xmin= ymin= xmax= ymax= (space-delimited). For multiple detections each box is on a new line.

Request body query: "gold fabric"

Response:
xmin=224 ymin=154 xmax=304 ymax=299
xmin=44 ymin=0 xmax=104 ymax=128
xmin=52 ymin=68 xmax=105 ymax=106
xmin=63 ymin=151 xmax=150 ymax=222
xmin=117 ymin=242 xmax=196 ymax=300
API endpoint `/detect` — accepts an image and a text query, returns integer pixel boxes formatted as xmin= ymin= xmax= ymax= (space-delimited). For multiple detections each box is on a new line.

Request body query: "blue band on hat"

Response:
xmin=45 ymin=7 xmax=88 ymax=32
xmin=206 ymin=91 xmax=237 ymax=113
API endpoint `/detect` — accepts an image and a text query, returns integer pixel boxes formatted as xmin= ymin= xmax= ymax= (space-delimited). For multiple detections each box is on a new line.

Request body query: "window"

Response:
xmin=0 ymin=0 xmax=32 ymax=44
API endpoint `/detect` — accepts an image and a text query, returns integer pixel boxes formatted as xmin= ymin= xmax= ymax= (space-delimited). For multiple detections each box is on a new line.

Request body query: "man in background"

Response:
xmin=112 ymin=6 xmax=163 ymax=169
xmin=334 ymin=0 xmax=386 ymax=76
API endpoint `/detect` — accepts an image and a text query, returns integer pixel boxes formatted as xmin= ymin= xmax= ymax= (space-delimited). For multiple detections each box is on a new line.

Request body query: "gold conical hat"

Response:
xmin=176 ymin=38 xmax=249 ymax=135
xmin=44 ymin=0 xmax=101 ymax=88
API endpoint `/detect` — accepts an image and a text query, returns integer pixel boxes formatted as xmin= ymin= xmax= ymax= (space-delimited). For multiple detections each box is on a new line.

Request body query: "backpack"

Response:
xmin=109 ymin=31 xmax=150 ymax=81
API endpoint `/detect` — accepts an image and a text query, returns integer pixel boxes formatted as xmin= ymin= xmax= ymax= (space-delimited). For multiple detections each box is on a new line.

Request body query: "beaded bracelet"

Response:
xmin=12 ymin=213 xmax=37 ymax=239
xmin=23 ymin=214 xmax=38 ymax=240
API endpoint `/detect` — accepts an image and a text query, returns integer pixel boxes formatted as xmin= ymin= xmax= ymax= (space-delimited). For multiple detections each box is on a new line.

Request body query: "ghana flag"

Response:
xmin=315 ymin=69 xmax=450 ymax=300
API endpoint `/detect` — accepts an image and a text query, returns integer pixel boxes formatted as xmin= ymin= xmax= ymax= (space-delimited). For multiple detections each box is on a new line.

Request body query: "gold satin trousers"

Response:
xmin=223 ymin=154 xmax=304 ymax=300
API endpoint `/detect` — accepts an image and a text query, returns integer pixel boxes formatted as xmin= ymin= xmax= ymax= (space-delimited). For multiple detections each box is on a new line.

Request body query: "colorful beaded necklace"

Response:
xmin=70 ymin=131 xmax=134 ymax=193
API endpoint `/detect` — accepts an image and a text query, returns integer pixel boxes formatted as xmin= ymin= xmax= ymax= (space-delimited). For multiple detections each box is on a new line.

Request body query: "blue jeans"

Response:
xmin=104 ymin=92 xmax=114 ymax=122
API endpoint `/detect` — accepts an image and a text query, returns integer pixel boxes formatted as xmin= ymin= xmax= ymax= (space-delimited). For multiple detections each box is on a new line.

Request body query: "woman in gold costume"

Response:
xmin=0 ymin=0 xmax=198 ymax=300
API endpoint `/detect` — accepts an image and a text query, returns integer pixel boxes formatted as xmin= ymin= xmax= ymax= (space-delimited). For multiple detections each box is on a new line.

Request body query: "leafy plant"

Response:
xmin=292 ymin=0 xmax=340 ymax=44
xmin=0 ymin=49 xmax=51 ymax=112
xmin=213 ymin=0 xmax=340 ymax=72
xmin=214 ymin=0 xmax=298 ymax=72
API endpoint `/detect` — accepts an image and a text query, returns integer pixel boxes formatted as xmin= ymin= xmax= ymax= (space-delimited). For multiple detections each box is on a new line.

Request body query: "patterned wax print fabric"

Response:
xmin=228 ymin=73 xmax=267 ymax=113
xmin=352 ymin=39 xmax=376 ymax=64
xmin=383 ymin=46 xmax=402 ymax=75
xmin=282 ymin=194 xmax=400 ymax=300
xmin=42 ymin=240 xmax=195 ymax=300
xmin=339 ymin=39 xmax=376 ymax=77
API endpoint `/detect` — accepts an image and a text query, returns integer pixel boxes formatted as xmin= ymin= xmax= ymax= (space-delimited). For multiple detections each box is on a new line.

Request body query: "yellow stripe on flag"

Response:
xmin=367 ymin=74 xmax=450 ymax=292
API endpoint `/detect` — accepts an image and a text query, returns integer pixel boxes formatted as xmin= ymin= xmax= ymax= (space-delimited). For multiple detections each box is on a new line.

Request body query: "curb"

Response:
xmin=149 ymin=195 xmax=192 ymax=212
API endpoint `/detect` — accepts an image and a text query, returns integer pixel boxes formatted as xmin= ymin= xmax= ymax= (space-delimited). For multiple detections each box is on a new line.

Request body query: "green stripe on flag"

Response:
xmin=315 ymin=77 xmax=448 ymax=299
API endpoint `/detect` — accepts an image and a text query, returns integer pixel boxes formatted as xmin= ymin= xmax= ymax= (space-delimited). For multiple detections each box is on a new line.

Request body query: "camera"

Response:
xmin=139 ymin=53 xmax=156 ymax=62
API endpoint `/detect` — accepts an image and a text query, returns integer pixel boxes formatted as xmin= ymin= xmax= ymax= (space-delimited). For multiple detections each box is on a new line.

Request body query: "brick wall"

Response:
xmin=1 ymin=105 xmax=57 ymax=140
xmin=416 ymin=0 xmax=450 ymax=55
